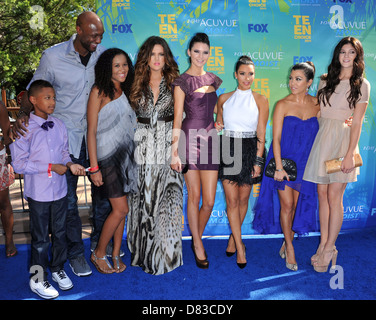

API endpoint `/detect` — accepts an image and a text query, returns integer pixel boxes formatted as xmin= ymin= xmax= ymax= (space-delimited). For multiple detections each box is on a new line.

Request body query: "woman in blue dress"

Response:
xmin=253 ymin=62 xmax=319 ymax=271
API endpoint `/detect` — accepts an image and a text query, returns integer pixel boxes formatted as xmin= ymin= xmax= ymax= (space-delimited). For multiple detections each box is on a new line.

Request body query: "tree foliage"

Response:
xmin=0 ymin=0 xmax=95 ymax=92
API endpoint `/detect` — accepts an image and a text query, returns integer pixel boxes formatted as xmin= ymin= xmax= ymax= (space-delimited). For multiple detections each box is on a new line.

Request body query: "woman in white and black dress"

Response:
xmin=127 ymin=36 xmax=183 ymax=275
xmin=215 ymin=56 xmax=269 ymax=268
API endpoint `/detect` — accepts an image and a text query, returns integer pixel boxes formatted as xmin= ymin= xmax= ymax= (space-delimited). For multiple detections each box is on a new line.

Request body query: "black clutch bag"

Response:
xmin=265 ymin=158 xmax=297 ymax=181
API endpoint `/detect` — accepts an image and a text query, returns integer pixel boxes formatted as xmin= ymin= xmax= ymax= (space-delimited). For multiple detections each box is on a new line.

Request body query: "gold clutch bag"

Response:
xmin=325 ymin=153 xmax=363 ymax=174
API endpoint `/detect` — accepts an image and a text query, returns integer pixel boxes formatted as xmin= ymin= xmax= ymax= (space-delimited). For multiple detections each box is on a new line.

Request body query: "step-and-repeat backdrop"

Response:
xmin=96 ymin=0 xmax=376 ymax=236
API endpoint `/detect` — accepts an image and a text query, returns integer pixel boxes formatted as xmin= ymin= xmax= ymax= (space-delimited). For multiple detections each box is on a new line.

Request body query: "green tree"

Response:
xmin=0 ymin=0 xmax=95 ymax=94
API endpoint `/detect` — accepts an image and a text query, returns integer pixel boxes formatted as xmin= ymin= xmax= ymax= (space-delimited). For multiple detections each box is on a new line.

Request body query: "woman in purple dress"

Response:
xmin=171 ymin=33 xmax=222 ymax=269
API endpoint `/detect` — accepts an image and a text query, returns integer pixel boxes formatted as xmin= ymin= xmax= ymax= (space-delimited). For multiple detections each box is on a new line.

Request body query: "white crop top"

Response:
xmin=222 ymin=88 xmax=259 ymax=133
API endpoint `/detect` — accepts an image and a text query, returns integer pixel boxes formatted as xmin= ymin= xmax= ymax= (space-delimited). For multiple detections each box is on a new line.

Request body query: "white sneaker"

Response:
xmin=30 ymin=278 xmax=59 ymax=299
xmin=52 ymin=270 xmax=73 ymax=290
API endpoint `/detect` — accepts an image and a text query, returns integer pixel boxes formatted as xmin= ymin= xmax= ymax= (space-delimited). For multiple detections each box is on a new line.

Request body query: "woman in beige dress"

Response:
xmin=303 ymin=37 xmax=370 ymax=272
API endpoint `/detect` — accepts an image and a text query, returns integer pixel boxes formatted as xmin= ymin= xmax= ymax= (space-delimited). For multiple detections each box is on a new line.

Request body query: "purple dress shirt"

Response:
xmin=10 ymin=113 xmax=72 ymax=202
xmin=27 ymin=34 xmax=106 ymax=158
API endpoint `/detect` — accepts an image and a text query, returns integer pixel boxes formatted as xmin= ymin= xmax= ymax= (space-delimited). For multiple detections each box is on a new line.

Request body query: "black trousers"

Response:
xmin=28 ymin=196 xmax=68 ymax=279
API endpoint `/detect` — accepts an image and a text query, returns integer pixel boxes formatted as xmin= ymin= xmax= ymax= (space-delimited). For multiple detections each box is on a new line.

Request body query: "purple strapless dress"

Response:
xmin=172 ymin=72 xmax=222 ymax=170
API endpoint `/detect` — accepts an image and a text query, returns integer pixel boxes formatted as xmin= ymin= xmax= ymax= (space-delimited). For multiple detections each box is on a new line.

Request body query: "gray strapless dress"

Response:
xmin=96 ymin=92 xmax=138 ymax=198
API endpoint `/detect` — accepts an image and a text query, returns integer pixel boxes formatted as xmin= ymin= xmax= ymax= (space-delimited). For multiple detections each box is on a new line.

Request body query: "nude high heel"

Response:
xmin=311 ymin=244 xmax=326 ymax=265
xmin=279 ymin=241 xmax=286 ymax=259
xmin=284 ymin=249 xmax=298 ymax=271
xmin=313 ymin=248 xmax=338 ymax=273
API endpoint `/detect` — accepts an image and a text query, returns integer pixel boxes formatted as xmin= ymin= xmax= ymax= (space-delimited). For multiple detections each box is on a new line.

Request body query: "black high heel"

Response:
xmin=226 ymin=233 xmax=236 ymax=257
xmin=236 ymin=243 xmax=247 ymax=269
xmin=191 ymin=242 xmax=209 ymax=269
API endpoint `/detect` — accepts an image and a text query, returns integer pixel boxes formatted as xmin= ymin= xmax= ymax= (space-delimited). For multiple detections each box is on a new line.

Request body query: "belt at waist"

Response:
xmin=224 ymin=130 xmax=257 ymax=138
xmin=137 ymin=114 xmax=174 ymax=124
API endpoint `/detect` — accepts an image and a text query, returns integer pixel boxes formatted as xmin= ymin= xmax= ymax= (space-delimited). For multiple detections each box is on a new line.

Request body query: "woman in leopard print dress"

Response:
xmin=127 ymin=36 xmax=183 ymax=275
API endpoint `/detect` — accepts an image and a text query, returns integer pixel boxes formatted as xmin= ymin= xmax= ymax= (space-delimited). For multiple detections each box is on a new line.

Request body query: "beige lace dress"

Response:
xmin=303 ymin=78 xmax=370 ymax=184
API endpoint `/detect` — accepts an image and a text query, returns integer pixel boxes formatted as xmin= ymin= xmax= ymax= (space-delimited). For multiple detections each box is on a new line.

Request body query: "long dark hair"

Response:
xmin=94 ymin=48 xmax=135 ymax=100
xmin=129 ymin=36 xmax=179 ymax=109
xmin=317 ymin=37 xmax=365 ymax=109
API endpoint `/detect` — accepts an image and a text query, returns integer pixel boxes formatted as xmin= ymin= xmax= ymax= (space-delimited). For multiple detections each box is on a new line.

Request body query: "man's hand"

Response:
xmin=13 ymin=92 xmax=33 ymax=139
xmin=12 ymin=114 xmax=29 ymax=139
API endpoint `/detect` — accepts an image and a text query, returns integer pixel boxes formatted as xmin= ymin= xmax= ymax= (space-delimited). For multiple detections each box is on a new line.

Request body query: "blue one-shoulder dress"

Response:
xmin=253 ymin=116 xmax=319 ymax=235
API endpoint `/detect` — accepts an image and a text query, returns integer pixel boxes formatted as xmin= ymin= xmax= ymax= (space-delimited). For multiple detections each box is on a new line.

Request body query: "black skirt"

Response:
xmin=218 ymin=134 xmax=265 ymax=186
xmin=95 ymin=143 xmax=138 ymax=199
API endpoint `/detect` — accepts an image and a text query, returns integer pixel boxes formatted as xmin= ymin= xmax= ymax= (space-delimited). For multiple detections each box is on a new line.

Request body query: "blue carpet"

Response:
xmin=1 ymin=227 xmax=376 ymax=301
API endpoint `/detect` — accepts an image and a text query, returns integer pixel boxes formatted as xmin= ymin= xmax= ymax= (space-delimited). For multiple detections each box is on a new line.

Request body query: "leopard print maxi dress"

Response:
xmin=127 ymin=78 xmax=183 ymax=275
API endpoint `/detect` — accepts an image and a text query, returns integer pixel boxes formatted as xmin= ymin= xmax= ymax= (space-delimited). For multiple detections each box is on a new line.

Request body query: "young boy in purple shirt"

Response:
xmin=10 ymin=80 xmax=85 ymax=299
